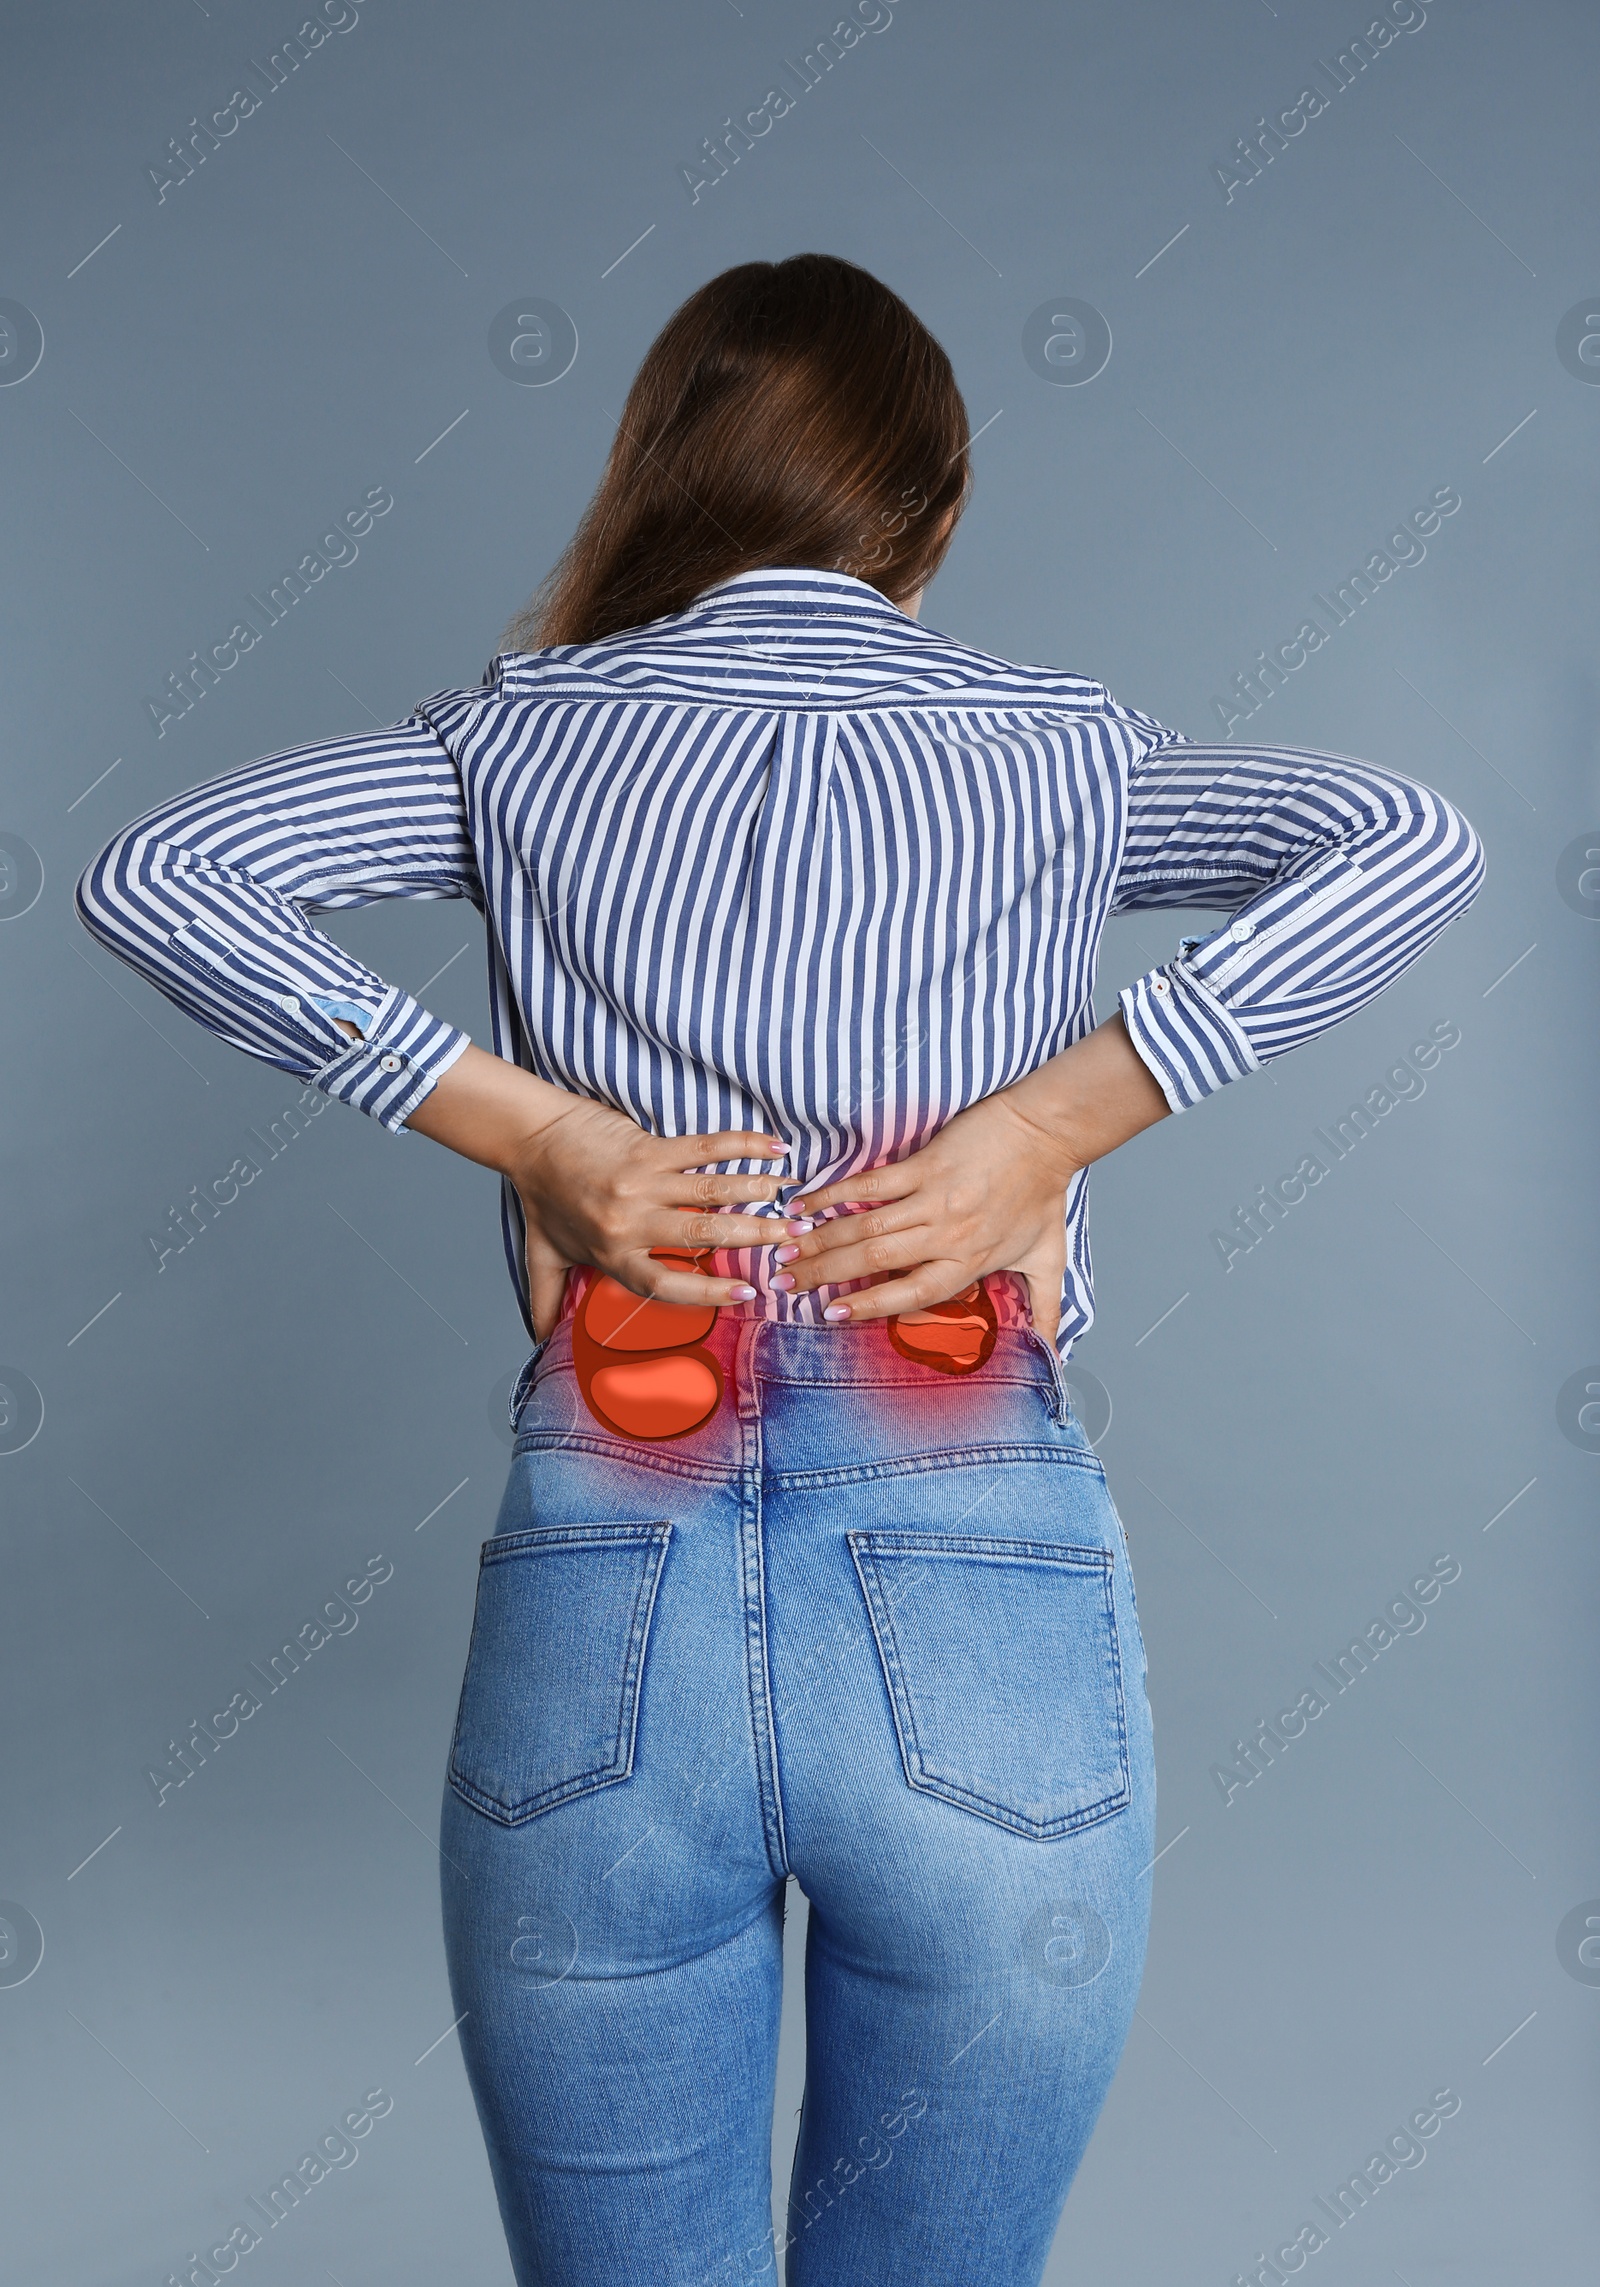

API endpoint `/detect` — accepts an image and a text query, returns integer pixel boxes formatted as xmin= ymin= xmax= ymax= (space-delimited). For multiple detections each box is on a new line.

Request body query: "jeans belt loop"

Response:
xmin=507 ymin=1346 xmax=544 ymax=1435
xmin=733 ymin=1317 xmax=763 ymax=1425
xmin=1024 ymin=1324 xmax=1072 ymax=1426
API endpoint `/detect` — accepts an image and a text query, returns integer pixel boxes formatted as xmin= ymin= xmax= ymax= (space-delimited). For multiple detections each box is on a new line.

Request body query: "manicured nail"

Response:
xmin=823 ymin=1303 xmax=852 ymax=1322
xmin=775 ymin=1244 xmax=801 ymax=1264
xmin=729 ymin=1283 xmax=758 ymax=1301
xmin=770 ymin=1273 xmax=796 ymax=1292
xmin=788 ymin=1218 xmax=815 ymax=1235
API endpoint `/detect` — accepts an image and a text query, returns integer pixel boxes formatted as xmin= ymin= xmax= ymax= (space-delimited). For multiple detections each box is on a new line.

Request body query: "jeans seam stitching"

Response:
xmin=447 ymin=1763 xmax=635 ymax=1826
xmin=769 ymin=1445 xmax=1104 ymax=1491
xmin=613 ymin=1529 xmax=672 ymax=1789
xmin=481 ymin=1522 xmax=669 ymax=1560
xmin=900 ymin=1774 xmax=1132 ymax=1838
xmin=847 ymin=1543 xmax=910 ymax=1803
xmin=757 ymin=1370 xmax=1043 ymax=1389
xmin=849 ymin=1534 xmax=1113 ymax=1567
xmin=1098 ymin=1547 xmax=1132 ymax=1785
xmin=511 ymin=1429 xmax=740 ymax=1483
xmin=738 ymin=1343 xmax=789 ymax=1878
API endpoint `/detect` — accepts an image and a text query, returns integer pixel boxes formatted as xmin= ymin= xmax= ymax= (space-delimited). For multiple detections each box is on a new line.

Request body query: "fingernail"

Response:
xmin=775 ymin=1245 xmax=800 ymax=1264
xmin=823 ymin=1303 xmax=852 ymax=1322
xmin=729 ymin=1284 xmax=758 ymax=1301
xmin=770 ymin=1273 xmax=796 ymax=1292
xmin=788 ymin=1218 xmax=815 ymax=1235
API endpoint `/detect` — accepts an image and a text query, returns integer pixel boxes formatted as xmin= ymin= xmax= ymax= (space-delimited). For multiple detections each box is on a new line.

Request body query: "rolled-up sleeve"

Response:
xmin=1105 ymin=701 xmax=1485 ymax=1112
xmin=75 ymin=697 xmax=486 ymax=1133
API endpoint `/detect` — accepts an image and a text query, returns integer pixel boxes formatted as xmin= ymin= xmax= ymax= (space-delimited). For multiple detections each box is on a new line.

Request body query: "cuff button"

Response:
xmin=378 ymin=1052 xmax=404 ymax=1073
xmin=1230 ymin=918 xmax=1255 ymax=942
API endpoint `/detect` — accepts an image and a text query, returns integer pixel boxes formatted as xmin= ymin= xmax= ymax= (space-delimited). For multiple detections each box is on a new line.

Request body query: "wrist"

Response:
xmin=404 ymin=1043 xmax=582 ymax=1178
xmin=499 ymin=1090 xmax=588 ymax=1194
xmin=1002 ymin=1013 xmax=1171 ymax=1173
xmin=991 ymin=1080 xmax=1086 ymax=1187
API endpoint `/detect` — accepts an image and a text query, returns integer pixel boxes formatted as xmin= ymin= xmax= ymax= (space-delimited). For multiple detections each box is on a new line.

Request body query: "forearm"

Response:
xmin=74 ymin=710 xmax=482 ymax=1134
xmin=1114 ymin=734 xmax=1483 ymax=1111
xmin=393 ymin=1040 xmax=575 ymax=1175
xmin=330 ymin=1016 xmax=567 ymax=1175
xmin=1001 ymin=1012 xmax=1172 ymax=1175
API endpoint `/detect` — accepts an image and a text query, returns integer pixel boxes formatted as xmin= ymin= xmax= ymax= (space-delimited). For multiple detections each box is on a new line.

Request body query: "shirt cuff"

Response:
xmin=1119 ymin=956 xmax=1261 ymax=1113
xmin=309 ymin=987 xmax=472 ymax=1133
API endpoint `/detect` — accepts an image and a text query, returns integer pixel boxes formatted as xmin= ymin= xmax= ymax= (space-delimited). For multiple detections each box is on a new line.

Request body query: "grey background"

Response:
xmin=2 ymin=0 xmax=1595 ymax=2278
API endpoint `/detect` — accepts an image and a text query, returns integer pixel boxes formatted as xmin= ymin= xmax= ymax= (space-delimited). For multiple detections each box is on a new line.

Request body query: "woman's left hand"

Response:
xmin=780 ymin=1014 xmax=1173 ymax=1333
xmin=781 ymin=1090 xmax=1081 ymax=1334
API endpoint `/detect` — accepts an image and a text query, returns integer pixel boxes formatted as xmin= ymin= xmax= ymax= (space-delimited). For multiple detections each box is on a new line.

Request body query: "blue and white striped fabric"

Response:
xmin=77 ymin=567 xmax=1484 ymax=1348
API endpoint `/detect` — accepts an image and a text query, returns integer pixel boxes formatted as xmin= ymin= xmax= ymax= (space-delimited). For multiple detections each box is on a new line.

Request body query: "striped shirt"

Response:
xmin=77 ymin=567 xmax=1484 ymax=1349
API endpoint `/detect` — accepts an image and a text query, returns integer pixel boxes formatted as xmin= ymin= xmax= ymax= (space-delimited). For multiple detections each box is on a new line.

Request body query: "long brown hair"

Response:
xmin=504 ymin=254 xmax=970 ymax=650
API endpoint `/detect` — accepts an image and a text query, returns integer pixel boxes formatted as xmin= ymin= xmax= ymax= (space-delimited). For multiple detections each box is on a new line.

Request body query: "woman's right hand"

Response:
xmin=506 ymin=1098 xmax=797 ymax=1339
xmin=398 ymin=1041 xmax=800 ymax=1338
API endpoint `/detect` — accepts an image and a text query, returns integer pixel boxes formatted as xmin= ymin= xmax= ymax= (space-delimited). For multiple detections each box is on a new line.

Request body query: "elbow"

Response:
xmin=73 ymin=844 xmax=110 ymax=944
xmin=74 ymin=827 xmax=137 ymax=955
xmin=1391 ymin=780 xmax=1485 ymax=931
xmin=1439 ymin=794 xmax=1486 ymax=923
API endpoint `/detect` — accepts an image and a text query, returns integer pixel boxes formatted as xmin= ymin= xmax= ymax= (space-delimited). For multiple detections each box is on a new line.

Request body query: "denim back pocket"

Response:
xmin=847 ymin=1530 xmax=1129 ymax=1840
xmin=449 ymin=1522 xmax=672 ymax=1826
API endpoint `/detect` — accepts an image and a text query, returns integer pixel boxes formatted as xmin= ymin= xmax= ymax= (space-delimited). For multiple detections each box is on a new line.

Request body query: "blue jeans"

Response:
xmin=439 ymin=1277 xmax=1154 ymax=2286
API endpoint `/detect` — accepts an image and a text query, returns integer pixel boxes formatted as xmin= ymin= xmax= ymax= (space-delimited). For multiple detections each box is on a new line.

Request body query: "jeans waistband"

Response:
xmin=509 ymin=1270 xmax=1069 ymax=1430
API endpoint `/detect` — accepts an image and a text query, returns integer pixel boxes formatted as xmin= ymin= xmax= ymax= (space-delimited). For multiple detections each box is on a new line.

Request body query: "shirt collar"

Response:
xmin=680 ymin=566 xmax=915 ymax=624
